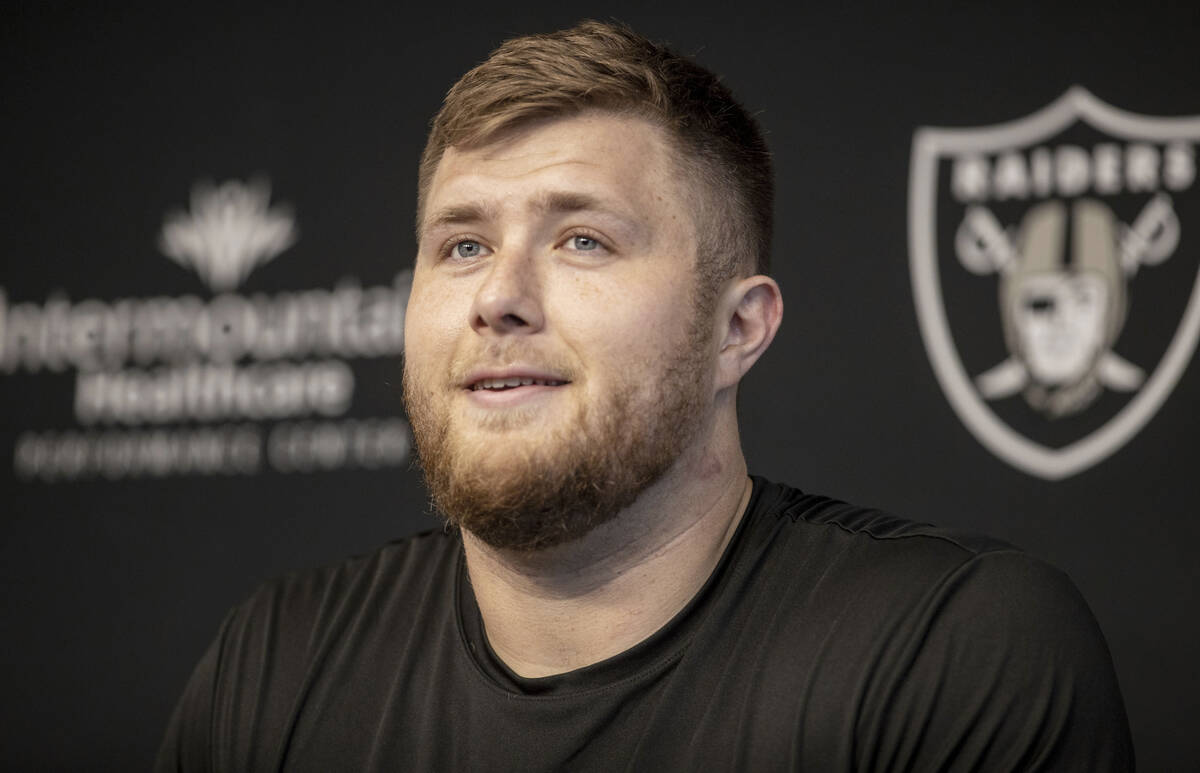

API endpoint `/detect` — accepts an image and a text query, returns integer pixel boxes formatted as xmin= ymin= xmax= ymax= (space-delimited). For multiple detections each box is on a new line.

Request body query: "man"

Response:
xmin=157 ymin=21 xmax=1133 ymax=771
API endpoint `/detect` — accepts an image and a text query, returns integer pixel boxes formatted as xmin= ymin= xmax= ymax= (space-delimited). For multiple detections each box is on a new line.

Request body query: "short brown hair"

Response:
xmin=417 ymin=20 xmax=773 ymax=289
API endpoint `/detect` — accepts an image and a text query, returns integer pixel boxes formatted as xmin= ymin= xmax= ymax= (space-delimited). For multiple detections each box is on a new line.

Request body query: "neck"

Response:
xmin=461 ymin=414 xmax=751 ymax=678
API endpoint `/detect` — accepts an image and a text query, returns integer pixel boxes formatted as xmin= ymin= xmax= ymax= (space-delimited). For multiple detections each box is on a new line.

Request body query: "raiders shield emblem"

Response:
xmin=909 ymin=87 xmax=1200 ymax=479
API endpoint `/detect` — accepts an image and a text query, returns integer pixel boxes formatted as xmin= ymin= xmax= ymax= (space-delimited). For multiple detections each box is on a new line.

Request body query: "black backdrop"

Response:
xmin=4 ymin=4 xmax=1198 ymax=770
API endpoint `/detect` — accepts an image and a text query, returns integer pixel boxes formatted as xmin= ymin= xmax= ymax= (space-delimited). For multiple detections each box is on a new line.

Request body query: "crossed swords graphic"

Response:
xmin=954 ymin=193 xmax=1180 ymax=399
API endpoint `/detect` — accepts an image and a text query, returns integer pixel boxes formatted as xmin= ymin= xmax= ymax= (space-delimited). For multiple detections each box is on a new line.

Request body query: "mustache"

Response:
xmin=403 ymin=341 xmax=579 ymax=388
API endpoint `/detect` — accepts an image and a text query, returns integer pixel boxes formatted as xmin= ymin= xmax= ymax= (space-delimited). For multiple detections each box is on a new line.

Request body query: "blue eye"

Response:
xmin=454 ymin=240 xmax=483 ymax=258
xmin=571 ymin=235 xmax=599 ymax=251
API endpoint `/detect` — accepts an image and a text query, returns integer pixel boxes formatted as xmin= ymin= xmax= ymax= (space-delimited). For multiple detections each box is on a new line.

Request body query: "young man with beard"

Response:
xmin=157 ymin=21 xmax=1133 ymax=772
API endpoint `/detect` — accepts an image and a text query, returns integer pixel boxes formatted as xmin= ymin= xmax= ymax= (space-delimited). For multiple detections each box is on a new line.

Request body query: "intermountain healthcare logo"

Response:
xmin=909 ymin=88 xmax=1200 ymax=479
xmin=5 ymin=178 xmax=412 ymax=481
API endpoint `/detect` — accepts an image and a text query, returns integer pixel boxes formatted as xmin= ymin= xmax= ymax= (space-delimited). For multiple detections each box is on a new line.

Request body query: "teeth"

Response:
xmin=471 ymin=377 xmax=566 ymax=390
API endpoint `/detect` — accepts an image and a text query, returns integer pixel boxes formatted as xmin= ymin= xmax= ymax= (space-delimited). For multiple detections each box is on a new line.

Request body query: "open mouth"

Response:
xmin=469 ymin=377 xmax=569 ymax=391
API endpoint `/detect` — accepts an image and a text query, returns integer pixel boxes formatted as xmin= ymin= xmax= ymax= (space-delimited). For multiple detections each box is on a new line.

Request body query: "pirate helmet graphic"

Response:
xmin=958 ymin=193 xmax=1179 ymax=417
xmin=1001 ymin=199 xmax=1124 ymax=409
xmin=1001 ymin=199 xmax=1128 ymax=415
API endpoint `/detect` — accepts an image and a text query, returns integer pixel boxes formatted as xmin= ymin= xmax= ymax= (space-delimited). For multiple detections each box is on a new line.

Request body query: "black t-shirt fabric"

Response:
xmin=157 ymin=477 xmax=1134 ymax=771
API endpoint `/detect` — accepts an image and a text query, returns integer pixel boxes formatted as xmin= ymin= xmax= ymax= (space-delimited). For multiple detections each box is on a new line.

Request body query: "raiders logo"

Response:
xmin=909 ymin=87 xmax=1200 ymax=479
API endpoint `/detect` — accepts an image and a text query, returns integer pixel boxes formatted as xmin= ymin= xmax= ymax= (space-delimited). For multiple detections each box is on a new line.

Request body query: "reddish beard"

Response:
xmin=402 ymin=308 xmax=712 ymax=552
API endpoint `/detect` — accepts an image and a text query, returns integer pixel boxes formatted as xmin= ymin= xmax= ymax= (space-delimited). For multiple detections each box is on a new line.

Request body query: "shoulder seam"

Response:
xmin=773 ymin=494 xmax=1015 ymax=559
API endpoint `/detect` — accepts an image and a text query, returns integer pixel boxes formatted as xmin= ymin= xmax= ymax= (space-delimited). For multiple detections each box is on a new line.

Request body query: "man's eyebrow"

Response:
xmin=423 ymin=190 xmax=638 ymax=236
xmin=530 ymin=190 xmax=612 ymax=216
xmin=533 ymin=190 xmax=643 ymax=230
xmin=422 ymin=202 xmax=499 ymax=234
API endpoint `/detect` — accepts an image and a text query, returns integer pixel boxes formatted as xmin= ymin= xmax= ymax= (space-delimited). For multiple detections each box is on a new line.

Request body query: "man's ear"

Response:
xmin=714 ymin=275 xmax=783 ymax=391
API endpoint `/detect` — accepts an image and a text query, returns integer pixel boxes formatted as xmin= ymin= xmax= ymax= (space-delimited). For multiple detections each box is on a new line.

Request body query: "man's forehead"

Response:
xmin=437 ymin=114 xmax=669 ymax=183
xmin=420 ymin=112 xmax=683 ymax=236
xmin=458 ymin=110 xmax=668 ymax=160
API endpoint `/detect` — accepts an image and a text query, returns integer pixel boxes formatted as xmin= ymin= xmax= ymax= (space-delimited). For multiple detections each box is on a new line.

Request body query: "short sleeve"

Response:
xmin=855 ymin=550 xmax=1134 ymax=772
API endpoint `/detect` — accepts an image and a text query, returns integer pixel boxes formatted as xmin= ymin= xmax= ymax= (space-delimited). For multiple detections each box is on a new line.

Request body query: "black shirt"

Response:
xmin=157 ymin=477 xmax=1134 ymax=771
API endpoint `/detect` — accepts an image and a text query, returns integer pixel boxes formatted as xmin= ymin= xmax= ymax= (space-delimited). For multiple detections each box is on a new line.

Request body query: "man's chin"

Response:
xmin=424 ymin=424 xmax=656 ymax=553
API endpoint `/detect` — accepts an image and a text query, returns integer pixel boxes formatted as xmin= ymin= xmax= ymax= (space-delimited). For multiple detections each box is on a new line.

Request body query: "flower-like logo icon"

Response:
xmin=159 ymin=178 xmax=297 ymax=292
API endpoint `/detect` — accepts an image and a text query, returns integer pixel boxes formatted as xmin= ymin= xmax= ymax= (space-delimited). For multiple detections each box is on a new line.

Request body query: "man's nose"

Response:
xmin=469 ymin=248 xmax=545 ymax=335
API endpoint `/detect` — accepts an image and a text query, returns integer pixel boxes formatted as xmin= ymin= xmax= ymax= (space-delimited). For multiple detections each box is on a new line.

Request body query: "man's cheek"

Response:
xmin=405 ymin=303 xmax=459 ymax=356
